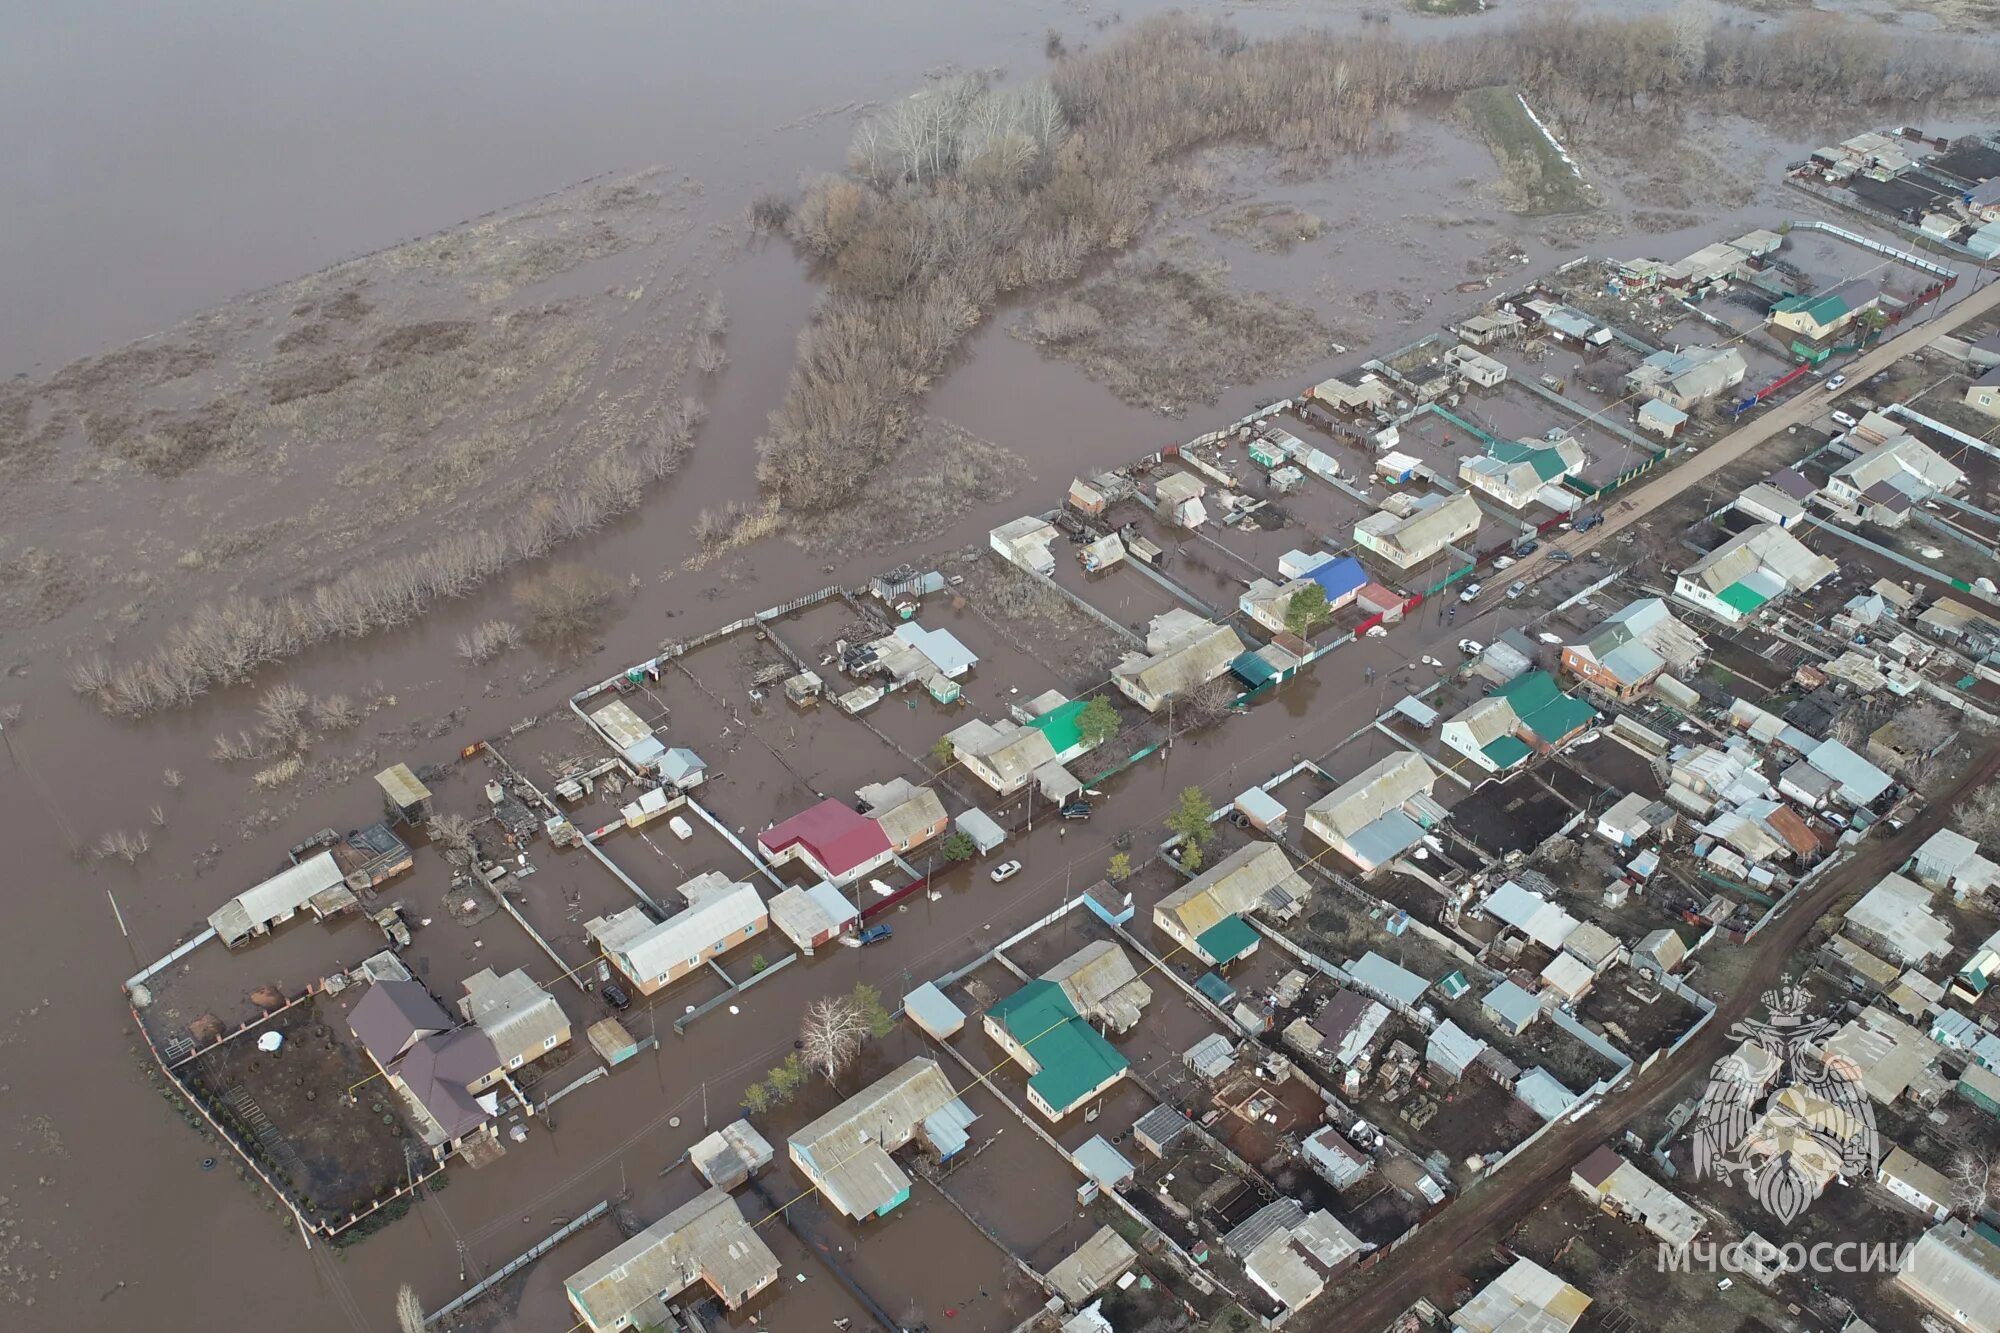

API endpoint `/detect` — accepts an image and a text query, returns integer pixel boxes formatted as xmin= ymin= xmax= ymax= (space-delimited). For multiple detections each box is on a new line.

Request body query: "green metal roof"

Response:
xmin=1774 ymin=291 xmax=1848 ymax=327
xmin=1486 ymin=440 xmax=1568 ymax=482
xmin=1494 ymin=670 xmax=1598 ymax=746
xmin=1717 ymin=581 xmax=1771 ymax=614
xmin=1437 ymin=970 xmax=1471 ymax=1000
xmin=1195 ymin=914 xmax=1259 ymax=965
xmin=988 ymin=980 xmax=1129 ymax=1114
xmin=1196 ymin=972 xmax=1236 ymax=1006
xmin=1232 ymin=650 xmax=1278 ymax=687
xmin=1031 ymin=699 xmax=1088 ymax=755
xmin=1482 ymin=735 xmax=1533 ymax=769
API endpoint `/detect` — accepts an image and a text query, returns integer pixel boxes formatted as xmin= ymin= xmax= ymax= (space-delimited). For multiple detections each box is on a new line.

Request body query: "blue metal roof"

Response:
xmin=1306 ymin=555 xmax=1368 ymax=601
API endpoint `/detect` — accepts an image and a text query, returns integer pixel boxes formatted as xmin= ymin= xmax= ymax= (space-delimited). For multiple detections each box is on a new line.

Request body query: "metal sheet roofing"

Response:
xmin=758 ymin=798 xmax=892 ymax=875
xmin=988 ymin=980 xmax=1130 ymax=1115
xmin=1195 ymin=914 xmax=1259 ymax=965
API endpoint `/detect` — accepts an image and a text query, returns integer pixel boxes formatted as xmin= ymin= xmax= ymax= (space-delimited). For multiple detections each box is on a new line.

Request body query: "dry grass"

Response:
xmin=1208 ymin=202 xmax=1325 ymax=252
xmin=788 ymin=419 xmax=1025 ymax=554
xmin=1014 ymin=244 xmax=1331 ymax=414
xmin=18 ymin=172 xmax=714 ymax=714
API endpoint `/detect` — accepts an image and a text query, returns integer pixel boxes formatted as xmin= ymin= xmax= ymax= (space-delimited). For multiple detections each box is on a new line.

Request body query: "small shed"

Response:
xmin=955 ymin=808 xmax=1007 ymax=855
xmin=661 ymin=747 xmax=707 ymax=788
xmin=1133 ymin=1104 xmax=1193 ymax=1156
xmin=1045 ymin=1226 xmax=1138 ymax=1304
xmin=1075 ymin=1135 xmax=1136 ymax=1191
xmin=1483 ymin=980 xmax=1543 ymax=1036
xmin=691 ymin=1119 xmax=776 ymax=1190
xmin=1184 ymin=1032 xmax=1236 ymax=1078
xmin=587 ymin=1017 xmax=641 ymax=1066
xmin=903 ymin=982 xmax=967 ymax=1041
xmin=1638 ymin=399 xmax=1689 ymax=439
xmin=375 ymin=763 xmax=433 ymax=824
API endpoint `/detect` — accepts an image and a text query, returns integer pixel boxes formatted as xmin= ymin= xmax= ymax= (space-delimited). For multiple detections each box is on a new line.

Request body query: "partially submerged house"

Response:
xmin=348 ymin=979 xmax=505 ymax=1160
xmin=991 ymin=516 xmax=1059 ymax=576
xmin=564 ymin=1188 xmax=780 ymax=1331
xmin=767 ymin=880 xmax=859 ymax=954
xmin=985 ymin=980 xmax=1130 ymax=1120
xmin=1111 ymin=610 xmax=1241 ymax=713
xmin=458 ymin=967 xmax=571 ymax=1078
xmin=855 ymin=777 xmax=948 ymax=855
xmin=1352 ymin=490 xmax=1481 ymax=569
xmin=587 ymin=878 xmax=768 ymax=995
xmin=1459 ymin=436 xmax=1586 ymax=510
xmin=1625 ymin=345 xmax=1747 ymax=412
xmin=209 ymin=849 xmax=360 ymax=947
xmin=1304 ymin=752 xmax=1442 ymax=871
xmin=1153 ymin=842 xmax=1306 ymax=965
xmin=788 ymin=1058 xmax=976 ymax=1219
xmin=944 ymin=715 xmax=1080 ymax=802
xmin=1674 ymin=523 xmax=1835 ymax=624
xmin=757 ymin=798 xmax=897 ymax=887
xmin=1041 ymin=940 xmax=1153 ymax=1034
xmin=1440 ymin=671 xmax=1597 ymax=774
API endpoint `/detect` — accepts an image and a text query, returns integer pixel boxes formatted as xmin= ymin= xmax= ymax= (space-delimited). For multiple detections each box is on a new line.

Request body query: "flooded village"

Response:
xmin=10 ymin=5 xmax=2000 ymax=1333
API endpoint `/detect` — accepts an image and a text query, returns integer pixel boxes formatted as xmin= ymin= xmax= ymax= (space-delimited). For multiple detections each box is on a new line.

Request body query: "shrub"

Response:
xmin=515 ymin=564 xmax=617 ymax=644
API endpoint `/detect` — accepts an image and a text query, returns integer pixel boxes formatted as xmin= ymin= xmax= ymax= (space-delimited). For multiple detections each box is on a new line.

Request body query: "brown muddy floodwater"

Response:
xmin=3 ymin=1 xmax=1998 ymax=1331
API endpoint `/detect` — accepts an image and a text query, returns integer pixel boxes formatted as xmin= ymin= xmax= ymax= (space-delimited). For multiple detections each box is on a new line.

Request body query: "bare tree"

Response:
xmin=800 ymin=995 xmax=869 ymax=1084
xmin=1964 ymin=784 xmax=2000 ymax=846
xmin=429 ymin=812 xmax=477 ymax=867
xmin=1952 ymin=1149 xmax=2000 ymax=1218
xmin=1885 ymin=702 xmax=1957 ymax=781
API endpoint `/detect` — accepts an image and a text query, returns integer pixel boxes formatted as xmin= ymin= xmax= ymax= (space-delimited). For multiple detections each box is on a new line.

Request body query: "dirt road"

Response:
xmin=1333 ymin=739 xmax=2000 ymax=1328
xmin=1524 ymin=270 xmax=2000 ymax=575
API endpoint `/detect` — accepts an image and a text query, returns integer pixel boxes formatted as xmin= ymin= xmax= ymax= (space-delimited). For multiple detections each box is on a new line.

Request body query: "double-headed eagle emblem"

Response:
xmin=1690 ymin=978 xmax=1877 ymax=1225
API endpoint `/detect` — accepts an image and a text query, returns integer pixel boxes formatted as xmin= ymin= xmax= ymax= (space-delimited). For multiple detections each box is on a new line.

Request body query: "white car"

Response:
xmin=1506 ymin=580 xmax=1529 ymax=599
xmin=990 ymin=860 xmax=1023 ymax=883
xmin=1458 ymin=582 xmax=1483 ymax=603
xmin=1831 ymin=410 xmax=1856 ymax=429
xmin=1826 ymin=373 xmax=1847 ymax=391
xmin=1458 ymin=638 xmax=1484 ymax=655
xmin=1492 ymin=555 xmax=1515 ymax=570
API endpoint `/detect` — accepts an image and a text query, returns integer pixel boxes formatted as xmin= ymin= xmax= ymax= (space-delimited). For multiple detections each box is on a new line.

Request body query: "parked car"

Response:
xmin=857 ymin=923 xmax=894 ymax=946
xmin=1826 ymin=373 xmax=1848 ymax=391
xmin=1574 ymin=512 xmax=1603 ymax=533
xmin=1506 ymin=580 xmax=1528 ymax=599
xmin=1492 ymin=555 xmax=1515 ymax=570
xmin=990 ymin=860 xmax=1024 ymax=883
xmin=1515 ymin=539 xmax=1539 ymax=557
xmin=1458 ymin=582 xmax=1484 ymax=603
xmin=1060 ymin=801 xmax=1091 ymax=820
xmin=1548 ymin=550 xmax=1575 ymax=564
xmin=1457 ymin=638 xmax=1484 ymax=655
xmin=601 ymin=982 xmax=632 ymax=1011
xmin=1831 ymin=410 xmax=1857 ymax=429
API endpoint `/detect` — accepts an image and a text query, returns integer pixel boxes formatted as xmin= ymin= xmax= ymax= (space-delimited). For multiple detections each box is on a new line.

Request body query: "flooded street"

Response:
xmin=5 ymin=2 xmax=2000 ymax=1331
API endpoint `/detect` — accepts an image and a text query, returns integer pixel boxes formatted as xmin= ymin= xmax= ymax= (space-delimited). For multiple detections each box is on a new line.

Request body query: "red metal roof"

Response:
xmin=758 ymin=798 xmax=891 ymax=876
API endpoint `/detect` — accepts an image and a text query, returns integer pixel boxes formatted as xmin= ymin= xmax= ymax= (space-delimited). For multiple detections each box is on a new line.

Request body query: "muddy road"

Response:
xmin=4 ymin=2 xmax=2000 ymax=1332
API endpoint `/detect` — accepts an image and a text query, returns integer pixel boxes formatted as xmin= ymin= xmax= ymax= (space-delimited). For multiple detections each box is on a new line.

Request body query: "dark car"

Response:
xmin=601 ymin=982 xmax=632 ymax=1011
xmin=1060 ymin=801 xmax=1092 ymax=820
xmin=857 ymin=923 xmax=894 ymax=946
xmin=1574 ymin=512 xmax=1604 ymax=533
xmin=1514 ymin=539 xmax=1539 ymax=557
xmin=1548 ymin=550 xmax=1575 ymax=564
